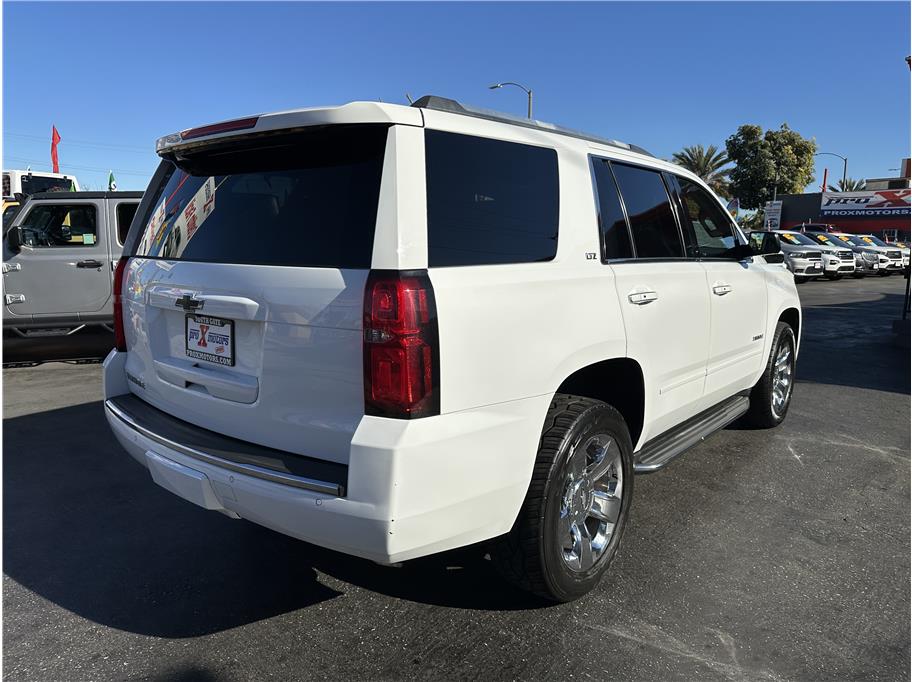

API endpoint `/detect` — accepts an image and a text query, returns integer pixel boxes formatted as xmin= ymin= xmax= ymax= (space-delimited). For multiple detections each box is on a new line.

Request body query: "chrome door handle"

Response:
xmin=5 ymin=294 xmax=25 ymax=304
xmin=628 ymin=290 xmax=658 ymax=305
xmin=2 ymin=263 xmax=21 ymax=273
xmin=712 ymin=283 xmax=733 ymax=296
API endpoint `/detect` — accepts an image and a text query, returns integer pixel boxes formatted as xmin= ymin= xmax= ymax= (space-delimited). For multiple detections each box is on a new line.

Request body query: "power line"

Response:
xmin=2 ymin=155 xmax=152 ymax=177
xmin=5 ymin=132 xmax=151 ymax=154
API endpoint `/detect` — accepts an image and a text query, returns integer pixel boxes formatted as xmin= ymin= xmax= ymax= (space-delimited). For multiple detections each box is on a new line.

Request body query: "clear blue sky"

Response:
xmin=3 ymin=2 xmax=910 ymax=194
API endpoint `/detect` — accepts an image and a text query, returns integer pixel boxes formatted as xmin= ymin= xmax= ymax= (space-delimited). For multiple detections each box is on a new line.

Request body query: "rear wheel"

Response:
xmin=490 ymin=395 xmax=634 ymax=602
xmin=743 ymin=322 xmax=796 ymax=428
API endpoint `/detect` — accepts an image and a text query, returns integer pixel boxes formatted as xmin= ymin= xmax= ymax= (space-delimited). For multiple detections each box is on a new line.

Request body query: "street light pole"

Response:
xmin=488 ymin=82 xmax=533 ymax=119
xmin=815 ymin=152 xmax=848 ymax=189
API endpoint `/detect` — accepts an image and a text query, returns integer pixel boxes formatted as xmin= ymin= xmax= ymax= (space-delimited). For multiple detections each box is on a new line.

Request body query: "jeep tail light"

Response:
xmin=363 ymin=270 xmax=440 ymax=419
xmin=113 ymin=256 xmax=129 ymax=352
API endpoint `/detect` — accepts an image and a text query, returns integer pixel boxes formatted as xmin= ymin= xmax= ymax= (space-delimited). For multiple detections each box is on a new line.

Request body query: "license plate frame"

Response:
xmin=185 ymin=314 xmax=235 ymax=367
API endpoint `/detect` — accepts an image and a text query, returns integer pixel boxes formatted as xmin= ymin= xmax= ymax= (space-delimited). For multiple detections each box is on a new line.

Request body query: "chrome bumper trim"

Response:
xmin=105 ymin=398 xmax=344 ymax=496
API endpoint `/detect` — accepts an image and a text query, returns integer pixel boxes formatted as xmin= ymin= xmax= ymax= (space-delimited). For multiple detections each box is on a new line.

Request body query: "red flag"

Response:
xmin=51 ymin=126 xmax=61 ymax=173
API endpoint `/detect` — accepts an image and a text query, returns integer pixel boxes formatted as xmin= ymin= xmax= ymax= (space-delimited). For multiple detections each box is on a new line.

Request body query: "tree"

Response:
xmin=725 ymin=124 xmax=817 ymax=210
xmin=672 ymin=144 xmax=731 ymax=197
xmin=736 ymin=210 xmax=766 ymax=233
xmin=827 ymin=178 xmax=866 ymax=192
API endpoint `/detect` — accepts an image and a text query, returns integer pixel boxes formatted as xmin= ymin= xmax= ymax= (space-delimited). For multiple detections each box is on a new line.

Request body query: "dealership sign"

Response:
xmin=820 ymin=190 xmax=911 ymax=218
xmin=763 ymin=200 xmax=783 ymax=229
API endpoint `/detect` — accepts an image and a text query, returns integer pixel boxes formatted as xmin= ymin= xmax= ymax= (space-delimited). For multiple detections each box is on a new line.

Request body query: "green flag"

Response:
xmin=108 ymin=171 xmax=117 ymax=191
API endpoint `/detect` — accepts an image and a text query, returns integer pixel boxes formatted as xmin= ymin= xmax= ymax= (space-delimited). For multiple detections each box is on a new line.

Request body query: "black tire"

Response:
xmin=879 ymin=269 xmax=890 ymax=277
xmin=490 ymin=395 xmax=634 ymax=602
xmin=743 ymin=321 xmax=797 ymax=428
xmin=824 ymin=273 xmax=838 ymax=280
xmin=794 ymin=276 xmax=808 ymax=285
xmin=853 ymin=271 xmax=865 ymax=279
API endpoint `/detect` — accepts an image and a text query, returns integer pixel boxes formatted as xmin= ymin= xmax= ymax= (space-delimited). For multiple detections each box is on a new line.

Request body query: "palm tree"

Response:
xmin=827 ymin=178 xmax=866 ymax=192
xmin=672 ymin=144 xmax=731 ymax=197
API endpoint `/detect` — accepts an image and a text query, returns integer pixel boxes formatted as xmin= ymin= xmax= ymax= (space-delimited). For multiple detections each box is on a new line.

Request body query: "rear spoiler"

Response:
xmin=155 ymin=101 xmax=422 ymax=156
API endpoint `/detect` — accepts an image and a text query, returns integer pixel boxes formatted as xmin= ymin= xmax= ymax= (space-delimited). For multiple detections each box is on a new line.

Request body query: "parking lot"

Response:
xmin=3 ymin=276 xmax=909 ymax=681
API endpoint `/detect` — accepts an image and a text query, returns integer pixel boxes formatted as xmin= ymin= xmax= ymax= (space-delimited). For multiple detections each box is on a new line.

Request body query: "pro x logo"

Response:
xmin=197 ymin=324 xmax=209 ymax=348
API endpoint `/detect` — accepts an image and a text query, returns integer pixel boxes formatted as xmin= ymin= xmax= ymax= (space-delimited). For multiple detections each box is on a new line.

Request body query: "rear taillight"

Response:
xmin=113 ymin=256 xmax=129 ymax=352
xmin=363 ymin=270 xmax=440 ymax=419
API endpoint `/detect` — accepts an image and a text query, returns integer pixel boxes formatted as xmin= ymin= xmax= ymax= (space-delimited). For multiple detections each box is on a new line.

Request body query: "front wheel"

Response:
xmin=743 ymin=322 xmax=797 ymax=428
xmin=490 ymin=395 xmax=634 ymax=602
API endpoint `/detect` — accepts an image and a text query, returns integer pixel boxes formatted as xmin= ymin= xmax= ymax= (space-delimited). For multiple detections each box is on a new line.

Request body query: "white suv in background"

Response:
xmin=103 ymin=97 xmax=801 ymax=601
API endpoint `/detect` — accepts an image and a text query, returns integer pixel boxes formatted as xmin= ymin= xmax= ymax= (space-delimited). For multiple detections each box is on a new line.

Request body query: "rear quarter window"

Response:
xmin=424 ymin=130 xmax=559 ymax=266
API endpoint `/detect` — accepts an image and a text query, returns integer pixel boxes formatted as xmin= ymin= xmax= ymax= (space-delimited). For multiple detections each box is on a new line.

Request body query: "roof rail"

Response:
xmin=411 ymin=95 xmax=654 ymax=158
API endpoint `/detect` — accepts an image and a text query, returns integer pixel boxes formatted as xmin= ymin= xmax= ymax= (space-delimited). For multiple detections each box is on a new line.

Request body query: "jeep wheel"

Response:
xmin=743 ymin=321 xmax=796 ymax=428
xmin=490 ymin=395 xmax=633 ymax=602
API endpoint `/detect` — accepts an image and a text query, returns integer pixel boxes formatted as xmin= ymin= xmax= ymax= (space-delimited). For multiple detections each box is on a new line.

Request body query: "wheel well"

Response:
xmin=779 ymin=308 xmax=800 ymax=338
xmin=555 ymin=358 xmax=645 ymax=447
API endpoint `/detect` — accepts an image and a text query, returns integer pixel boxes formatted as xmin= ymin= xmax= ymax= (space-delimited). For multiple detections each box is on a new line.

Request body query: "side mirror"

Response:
xmin=729 ymin=243 xmax=756 ymax=261
xmin=750 ymin=234 xmax=785 ymax=263
xmin=7 ymin=225 xmax=21 ymax=252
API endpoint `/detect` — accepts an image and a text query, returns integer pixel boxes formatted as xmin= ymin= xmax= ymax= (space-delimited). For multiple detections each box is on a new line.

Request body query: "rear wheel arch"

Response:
xmin=554 ymin=358 xmax=645 ymax=449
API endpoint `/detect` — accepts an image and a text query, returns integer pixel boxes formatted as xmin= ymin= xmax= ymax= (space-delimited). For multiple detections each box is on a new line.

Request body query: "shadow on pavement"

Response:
xmin=796 ymin=290 xmax=909 ymax=395
xmin=3 ymin=401 xmax=543 ymax=638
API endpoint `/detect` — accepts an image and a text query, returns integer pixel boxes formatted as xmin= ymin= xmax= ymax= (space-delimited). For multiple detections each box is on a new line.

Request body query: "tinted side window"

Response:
xmin=116 ymin=203 xmax=139 ymax=245
xmin=19 ymin=204 xmax=98 ymax=248
xmin=611 ymin=163 xmax=683 ymax=258
xmin=591 ymin=159 xmax=632 ymax=260
xmin=676 ymin=177 xmax=737 ymax=258
xmin=425 ymin=130 xmax=559 ymax=266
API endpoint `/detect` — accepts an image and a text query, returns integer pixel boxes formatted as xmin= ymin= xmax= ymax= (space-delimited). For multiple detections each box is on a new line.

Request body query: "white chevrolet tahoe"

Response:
xmin=103 ymin=96 xmax=801 ymax=602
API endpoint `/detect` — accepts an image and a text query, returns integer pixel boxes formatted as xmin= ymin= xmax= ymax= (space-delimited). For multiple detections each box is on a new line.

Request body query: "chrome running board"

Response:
xmin=633 ymin=395 xmax=750 ymax=473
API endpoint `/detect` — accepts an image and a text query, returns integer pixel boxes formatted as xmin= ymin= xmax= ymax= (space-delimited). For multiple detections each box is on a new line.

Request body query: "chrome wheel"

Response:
xmin=559 ymin=433 xmax=623 ymax=572
xmin=771 ymin=336 xmax=794 ymax=418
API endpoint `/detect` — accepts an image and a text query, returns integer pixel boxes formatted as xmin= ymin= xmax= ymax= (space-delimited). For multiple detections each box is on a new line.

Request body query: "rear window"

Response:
xmin=132 ymin=125 xmax=388 ymax=268
xmin=425 ymin=130 xmax=559 ymax=266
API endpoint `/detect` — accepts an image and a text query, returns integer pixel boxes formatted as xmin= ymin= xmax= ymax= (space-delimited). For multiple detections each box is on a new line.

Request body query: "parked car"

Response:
xmin=857 ymin=234 xmax=907 ymax=272
xmin=103 ymin=96 xmax=800 ymax=602
xmin=749 ymin=230 xmax=824 ymax=283
xmin=800 ymin=231 xmax=858 ymax=279
xmin=3 ymin=191 xmax=142 ymax=338
xmin=825 ymin=233 xmax=893 ymax=276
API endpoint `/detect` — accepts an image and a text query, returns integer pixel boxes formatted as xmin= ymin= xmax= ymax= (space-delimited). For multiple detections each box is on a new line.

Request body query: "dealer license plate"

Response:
xmin=185 ymin=314 xmax=234 ymax=366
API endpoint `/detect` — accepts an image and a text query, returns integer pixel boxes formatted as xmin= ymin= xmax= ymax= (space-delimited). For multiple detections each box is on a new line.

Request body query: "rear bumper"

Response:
xmin=103 ymin=351 xmax=548 ymax=564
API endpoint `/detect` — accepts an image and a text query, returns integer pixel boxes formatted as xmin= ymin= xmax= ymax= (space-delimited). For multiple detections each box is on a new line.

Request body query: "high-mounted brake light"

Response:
xmin=363 ymin=270 xmax=440 ymax=419
xmin=180 ymin=116 xmax=260 ymax=141
xmin=113 ymin=256 xmax=129 ymax=352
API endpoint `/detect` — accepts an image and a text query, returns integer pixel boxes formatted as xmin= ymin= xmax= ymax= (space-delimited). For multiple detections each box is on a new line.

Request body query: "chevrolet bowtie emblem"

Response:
xmin=174 ymin=294 xmax=203 ymax=311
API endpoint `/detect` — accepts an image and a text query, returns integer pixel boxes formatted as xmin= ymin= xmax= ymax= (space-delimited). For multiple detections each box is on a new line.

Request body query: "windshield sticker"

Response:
xmin=862 ymin=237 xmax=874 ymax=244
xmin=781 ymin=234 xmax=800 ymax=244
xmin=814 ymin=235 xmax=829 ymax=243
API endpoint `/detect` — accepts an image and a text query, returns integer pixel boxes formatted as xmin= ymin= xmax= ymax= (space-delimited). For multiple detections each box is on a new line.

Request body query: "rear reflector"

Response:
xmin=363 ymin=270 xmax=440 ymax=419
xmin=180 ymin=116 xmax=259 ymax=141
xmin=113 ymin=256 xmax=129 ymax=352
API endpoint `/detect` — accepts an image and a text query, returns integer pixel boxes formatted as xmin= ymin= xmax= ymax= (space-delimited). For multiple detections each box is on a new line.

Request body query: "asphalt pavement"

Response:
xmin=3 ymin=275 xmax=910 ymax=681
